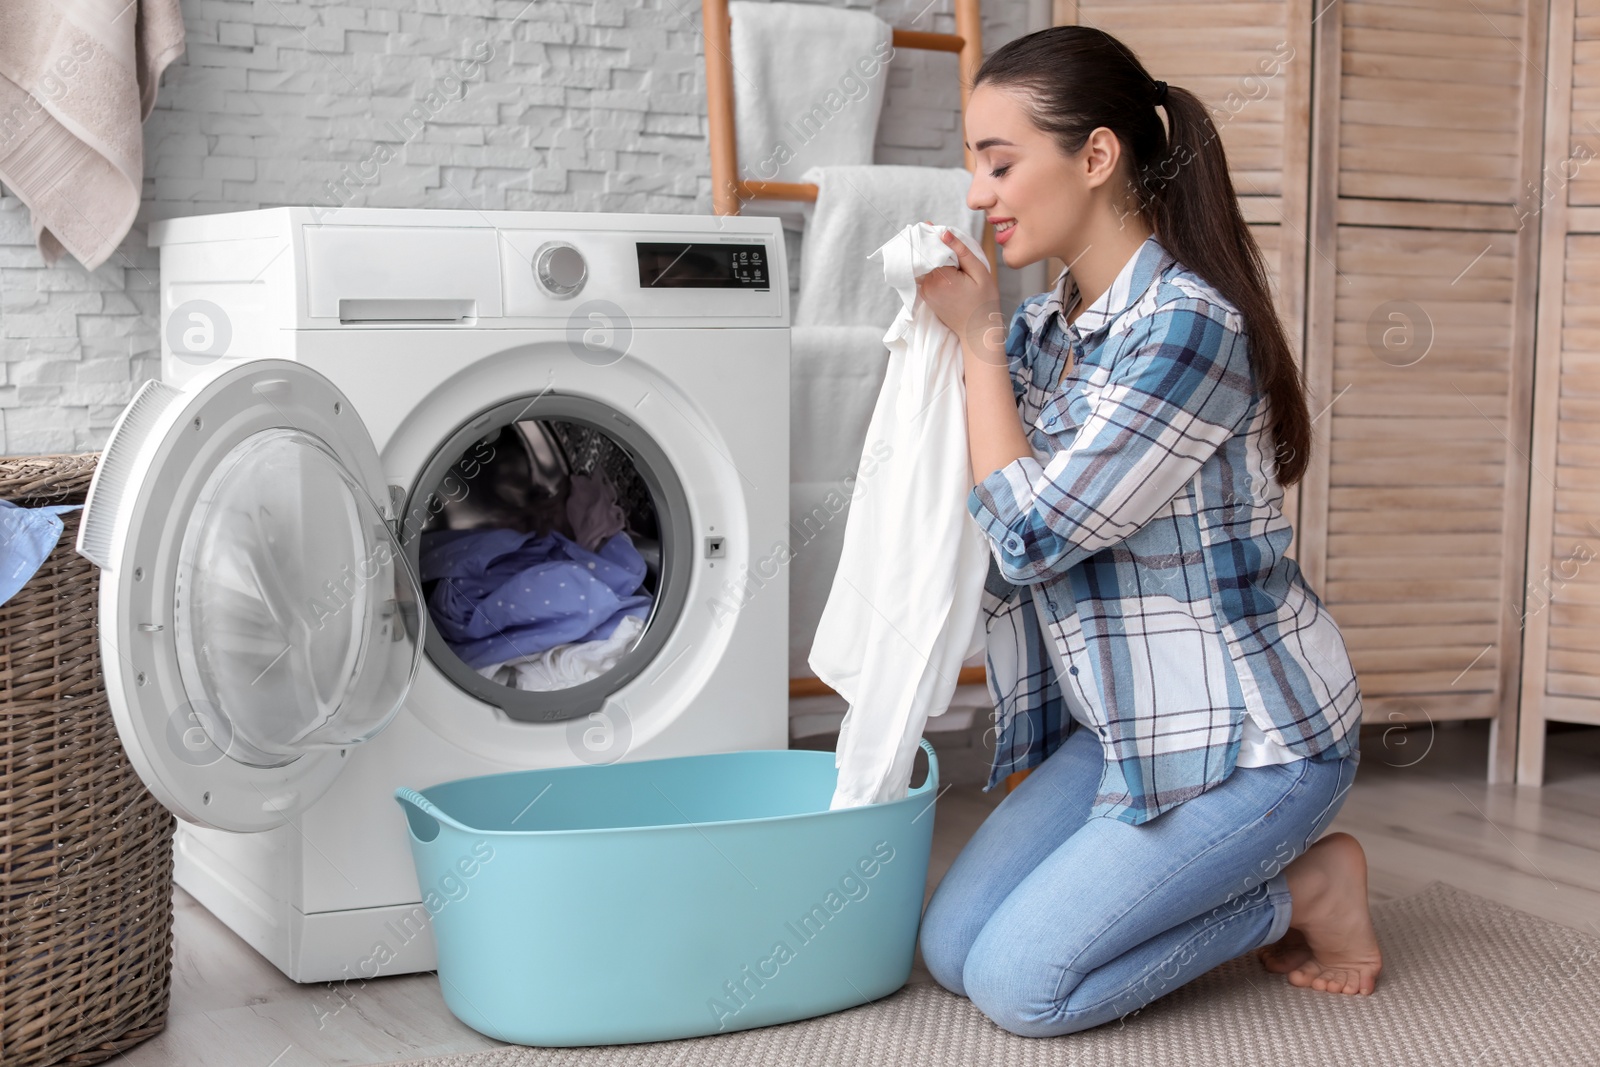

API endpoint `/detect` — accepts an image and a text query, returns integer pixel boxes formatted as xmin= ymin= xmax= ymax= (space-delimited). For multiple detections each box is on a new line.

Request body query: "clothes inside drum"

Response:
xmin=415 ymin=419 xmax=661 ymax=692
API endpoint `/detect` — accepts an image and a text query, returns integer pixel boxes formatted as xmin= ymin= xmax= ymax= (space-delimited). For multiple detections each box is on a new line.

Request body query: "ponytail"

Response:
xmin=974 ymin=27 xmax=1311 ymax=487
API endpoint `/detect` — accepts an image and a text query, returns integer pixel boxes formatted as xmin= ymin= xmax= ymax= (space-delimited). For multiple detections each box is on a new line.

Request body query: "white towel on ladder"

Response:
xmin=727 ymin=1 xmax=893 ymax=231
xmin=809 ymin=222 xmax=992 ymax=809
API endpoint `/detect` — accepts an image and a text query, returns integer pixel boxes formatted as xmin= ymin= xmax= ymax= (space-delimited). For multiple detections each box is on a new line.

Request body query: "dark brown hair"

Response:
xmin=974 ymin=26 xmax=1311 ymax=487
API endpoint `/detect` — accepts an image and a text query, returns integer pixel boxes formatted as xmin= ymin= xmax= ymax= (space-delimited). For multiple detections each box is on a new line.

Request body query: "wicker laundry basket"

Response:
xmin=0 ymin=454 xmax=175 ymax=1067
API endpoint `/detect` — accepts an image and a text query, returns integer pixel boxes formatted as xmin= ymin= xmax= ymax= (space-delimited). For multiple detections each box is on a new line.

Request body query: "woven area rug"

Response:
xmin=386 ymin=882 xmax=1600 ymax=1067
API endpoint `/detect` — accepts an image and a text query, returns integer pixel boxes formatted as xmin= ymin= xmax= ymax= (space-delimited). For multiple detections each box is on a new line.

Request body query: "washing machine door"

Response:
xmin=76 ymin=359 xmax=425 ymax=832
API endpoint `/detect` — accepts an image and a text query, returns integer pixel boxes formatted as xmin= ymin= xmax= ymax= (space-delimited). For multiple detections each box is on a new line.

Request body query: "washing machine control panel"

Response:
xmin=342 ymin=220 xmax=787 ymax=323
xmin=635 ymin=242 xmax=769 ymax=290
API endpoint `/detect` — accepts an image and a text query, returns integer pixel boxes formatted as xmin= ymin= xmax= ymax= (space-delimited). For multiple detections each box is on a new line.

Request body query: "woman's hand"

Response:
xmin=916 ymin=226 xmax=1004 ymax=364
xmin=912 ymin=225 xmax=1031 ymax=487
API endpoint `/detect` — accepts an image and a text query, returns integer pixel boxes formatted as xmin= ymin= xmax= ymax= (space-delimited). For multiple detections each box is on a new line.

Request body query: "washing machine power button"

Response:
xmin=535 ymin=242 xmax=587 ymax=298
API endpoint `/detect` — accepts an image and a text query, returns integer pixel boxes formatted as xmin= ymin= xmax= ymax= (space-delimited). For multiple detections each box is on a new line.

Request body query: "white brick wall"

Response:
xmin=0 ymin=0 xmax=1038 ymax=454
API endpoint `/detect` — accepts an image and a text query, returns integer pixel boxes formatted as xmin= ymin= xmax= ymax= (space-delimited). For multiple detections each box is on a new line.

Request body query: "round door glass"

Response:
xmin=172 ymin=427 xmax=425 ymax=768
xmin=400 ymin=395 xmax=692 ymax=723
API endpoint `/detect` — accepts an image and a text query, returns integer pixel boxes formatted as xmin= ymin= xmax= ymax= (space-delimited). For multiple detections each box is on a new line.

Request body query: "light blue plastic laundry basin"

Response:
xmin=394 ymin=738 xmax=938 ymax=1047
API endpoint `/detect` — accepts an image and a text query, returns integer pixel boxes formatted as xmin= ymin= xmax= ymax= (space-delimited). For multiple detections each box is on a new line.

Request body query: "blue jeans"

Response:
xmin=919 ymin=724 xmax=1359 ymax=1037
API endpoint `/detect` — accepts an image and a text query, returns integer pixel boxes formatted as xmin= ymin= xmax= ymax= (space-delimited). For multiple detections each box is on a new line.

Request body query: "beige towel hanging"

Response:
xmin=0 ymin=0 xmax=185 ymax=270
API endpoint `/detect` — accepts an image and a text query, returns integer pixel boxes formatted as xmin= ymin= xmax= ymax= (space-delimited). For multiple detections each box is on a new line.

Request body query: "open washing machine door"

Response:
xmin=76 ymin=359 xmax=425 ymax=832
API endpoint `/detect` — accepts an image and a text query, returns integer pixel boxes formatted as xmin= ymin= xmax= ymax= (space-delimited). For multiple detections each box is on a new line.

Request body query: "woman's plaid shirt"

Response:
xmin=967 ymin=235 xmax=1362 ymax=825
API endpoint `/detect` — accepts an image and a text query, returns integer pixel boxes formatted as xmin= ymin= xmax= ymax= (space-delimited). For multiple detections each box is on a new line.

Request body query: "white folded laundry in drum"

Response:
xmin=477 ymin=613 xmax=646 ymax=692
xmin=809 ymin=222 xmax=992 ymax=810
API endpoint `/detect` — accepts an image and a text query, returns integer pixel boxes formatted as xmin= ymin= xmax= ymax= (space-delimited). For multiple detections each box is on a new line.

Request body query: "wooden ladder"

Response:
xmin=699 ymin=0 xmax=1031 ymax=791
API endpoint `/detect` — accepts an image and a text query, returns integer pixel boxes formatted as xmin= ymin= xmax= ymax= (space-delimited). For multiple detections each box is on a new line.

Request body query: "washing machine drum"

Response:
xmin=399 ymin=394 xmax=692 ymax=724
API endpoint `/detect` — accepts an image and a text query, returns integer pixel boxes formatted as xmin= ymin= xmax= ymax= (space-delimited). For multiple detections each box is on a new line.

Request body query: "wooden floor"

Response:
xmin=118 ymin=720 xmax=1600 ymax=1067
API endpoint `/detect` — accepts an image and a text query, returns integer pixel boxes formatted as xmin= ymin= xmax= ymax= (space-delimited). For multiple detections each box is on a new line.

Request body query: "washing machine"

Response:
xmin=75 ymin=207 xmax=791 ymax=983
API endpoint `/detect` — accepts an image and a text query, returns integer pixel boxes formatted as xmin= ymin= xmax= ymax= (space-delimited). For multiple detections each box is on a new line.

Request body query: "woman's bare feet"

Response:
xmin=1257 ymin=926 xmax=1313 ymax=974
xmin=1257 ymin=832 xmax=1383 ymax=995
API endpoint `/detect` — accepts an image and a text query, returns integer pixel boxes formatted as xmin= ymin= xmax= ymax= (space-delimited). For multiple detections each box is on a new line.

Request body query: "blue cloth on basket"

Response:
xmin=0 ymin=500 xmax=82 ymax=608
xmin=419 ymin=527 xmax=653 ymax=670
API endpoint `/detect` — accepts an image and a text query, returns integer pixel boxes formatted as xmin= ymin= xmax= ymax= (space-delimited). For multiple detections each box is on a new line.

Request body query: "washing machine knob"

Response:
xmin=535 ymin=242 xmax=587 ymax=298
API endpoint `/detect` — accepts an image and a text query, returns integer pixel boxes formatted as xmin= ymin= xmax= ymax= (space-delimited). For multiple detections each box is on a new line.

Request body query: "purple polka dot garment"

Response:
xmin=419 ymin=527 xmax=652 ymax=670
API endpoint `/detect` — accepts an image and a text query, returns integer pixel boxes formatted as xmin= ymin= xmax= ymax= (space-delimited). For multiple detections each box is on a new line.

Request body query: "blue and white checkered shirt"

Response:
xmin=967 ymin=235 xmax=1362 ymax=825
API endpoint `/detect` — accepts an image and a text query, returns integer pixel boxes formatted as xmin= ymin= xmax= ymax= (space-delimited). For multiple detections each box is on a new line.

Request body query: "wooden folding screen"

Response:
xmin=1298 ymin=0 xmax=1546 ymax=783
xmin=1051 ymin=0 xmax=1547 ymax=782
xmin=1519 ymin=0 xmax=1600 ymax=783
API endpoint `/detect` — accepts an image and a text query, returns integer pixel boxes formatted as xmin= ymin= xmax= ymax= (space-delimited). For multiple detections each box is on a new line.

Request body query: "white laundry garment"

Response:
xmin=476 ymin=613 xmax=645 ymax=692
xmin=809 ymin=222 xmax=993 ymax=809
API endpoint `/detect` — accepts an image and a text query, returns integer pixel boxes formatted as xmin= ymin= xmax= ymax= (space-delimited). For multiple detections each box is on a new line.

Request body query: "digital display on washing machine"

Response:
xmin=636 ymin=242 xmax=769 ymax=289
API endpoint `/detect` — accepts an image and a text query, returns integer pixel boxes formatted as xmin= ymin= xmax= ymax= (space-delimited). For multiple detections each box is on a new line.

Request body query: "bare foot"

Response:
xmin=1275 ymin=832 xmax=1383 ymax=995
xmin=1256 ymin=926 xmax=1313 ymax=974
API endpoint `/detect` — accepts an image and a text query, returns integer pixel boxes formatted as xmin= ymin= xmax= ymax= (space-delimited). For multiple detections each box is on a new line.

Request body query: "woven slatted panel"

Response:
xmin=1564 ymin=0 xmax=1600 ymax=206
xmin=1319 ymin=227 xmax=1520 ymax=720
xmin=1543 ymin=235 xmax=1600 ymax=697
xmin=1542 ymin=2 xmax=1600 ymax=710
xmin=0 ymin=454 xmax=175 ymax=1067
xmin=1339 ymin=0 xmax=1528 ymax=204
xmin=1525 ymin=230 xmax=1600 ymax=707
xmin=1519 ymin=0 xmax=1600 ymax=782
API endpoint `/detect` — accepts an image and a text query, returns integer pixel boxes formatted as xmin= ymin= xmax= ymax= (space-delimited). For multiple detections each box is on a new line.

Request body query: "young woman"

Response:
xmin=913 ymin=26 xmax=1383 ymax=1037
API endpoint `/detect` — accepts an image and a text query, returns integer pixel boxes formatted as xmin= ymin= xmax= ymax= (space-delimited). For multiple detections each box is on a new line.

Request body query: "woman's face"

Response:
xmin=963 ymin=83 xmax=1133 ymax=268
